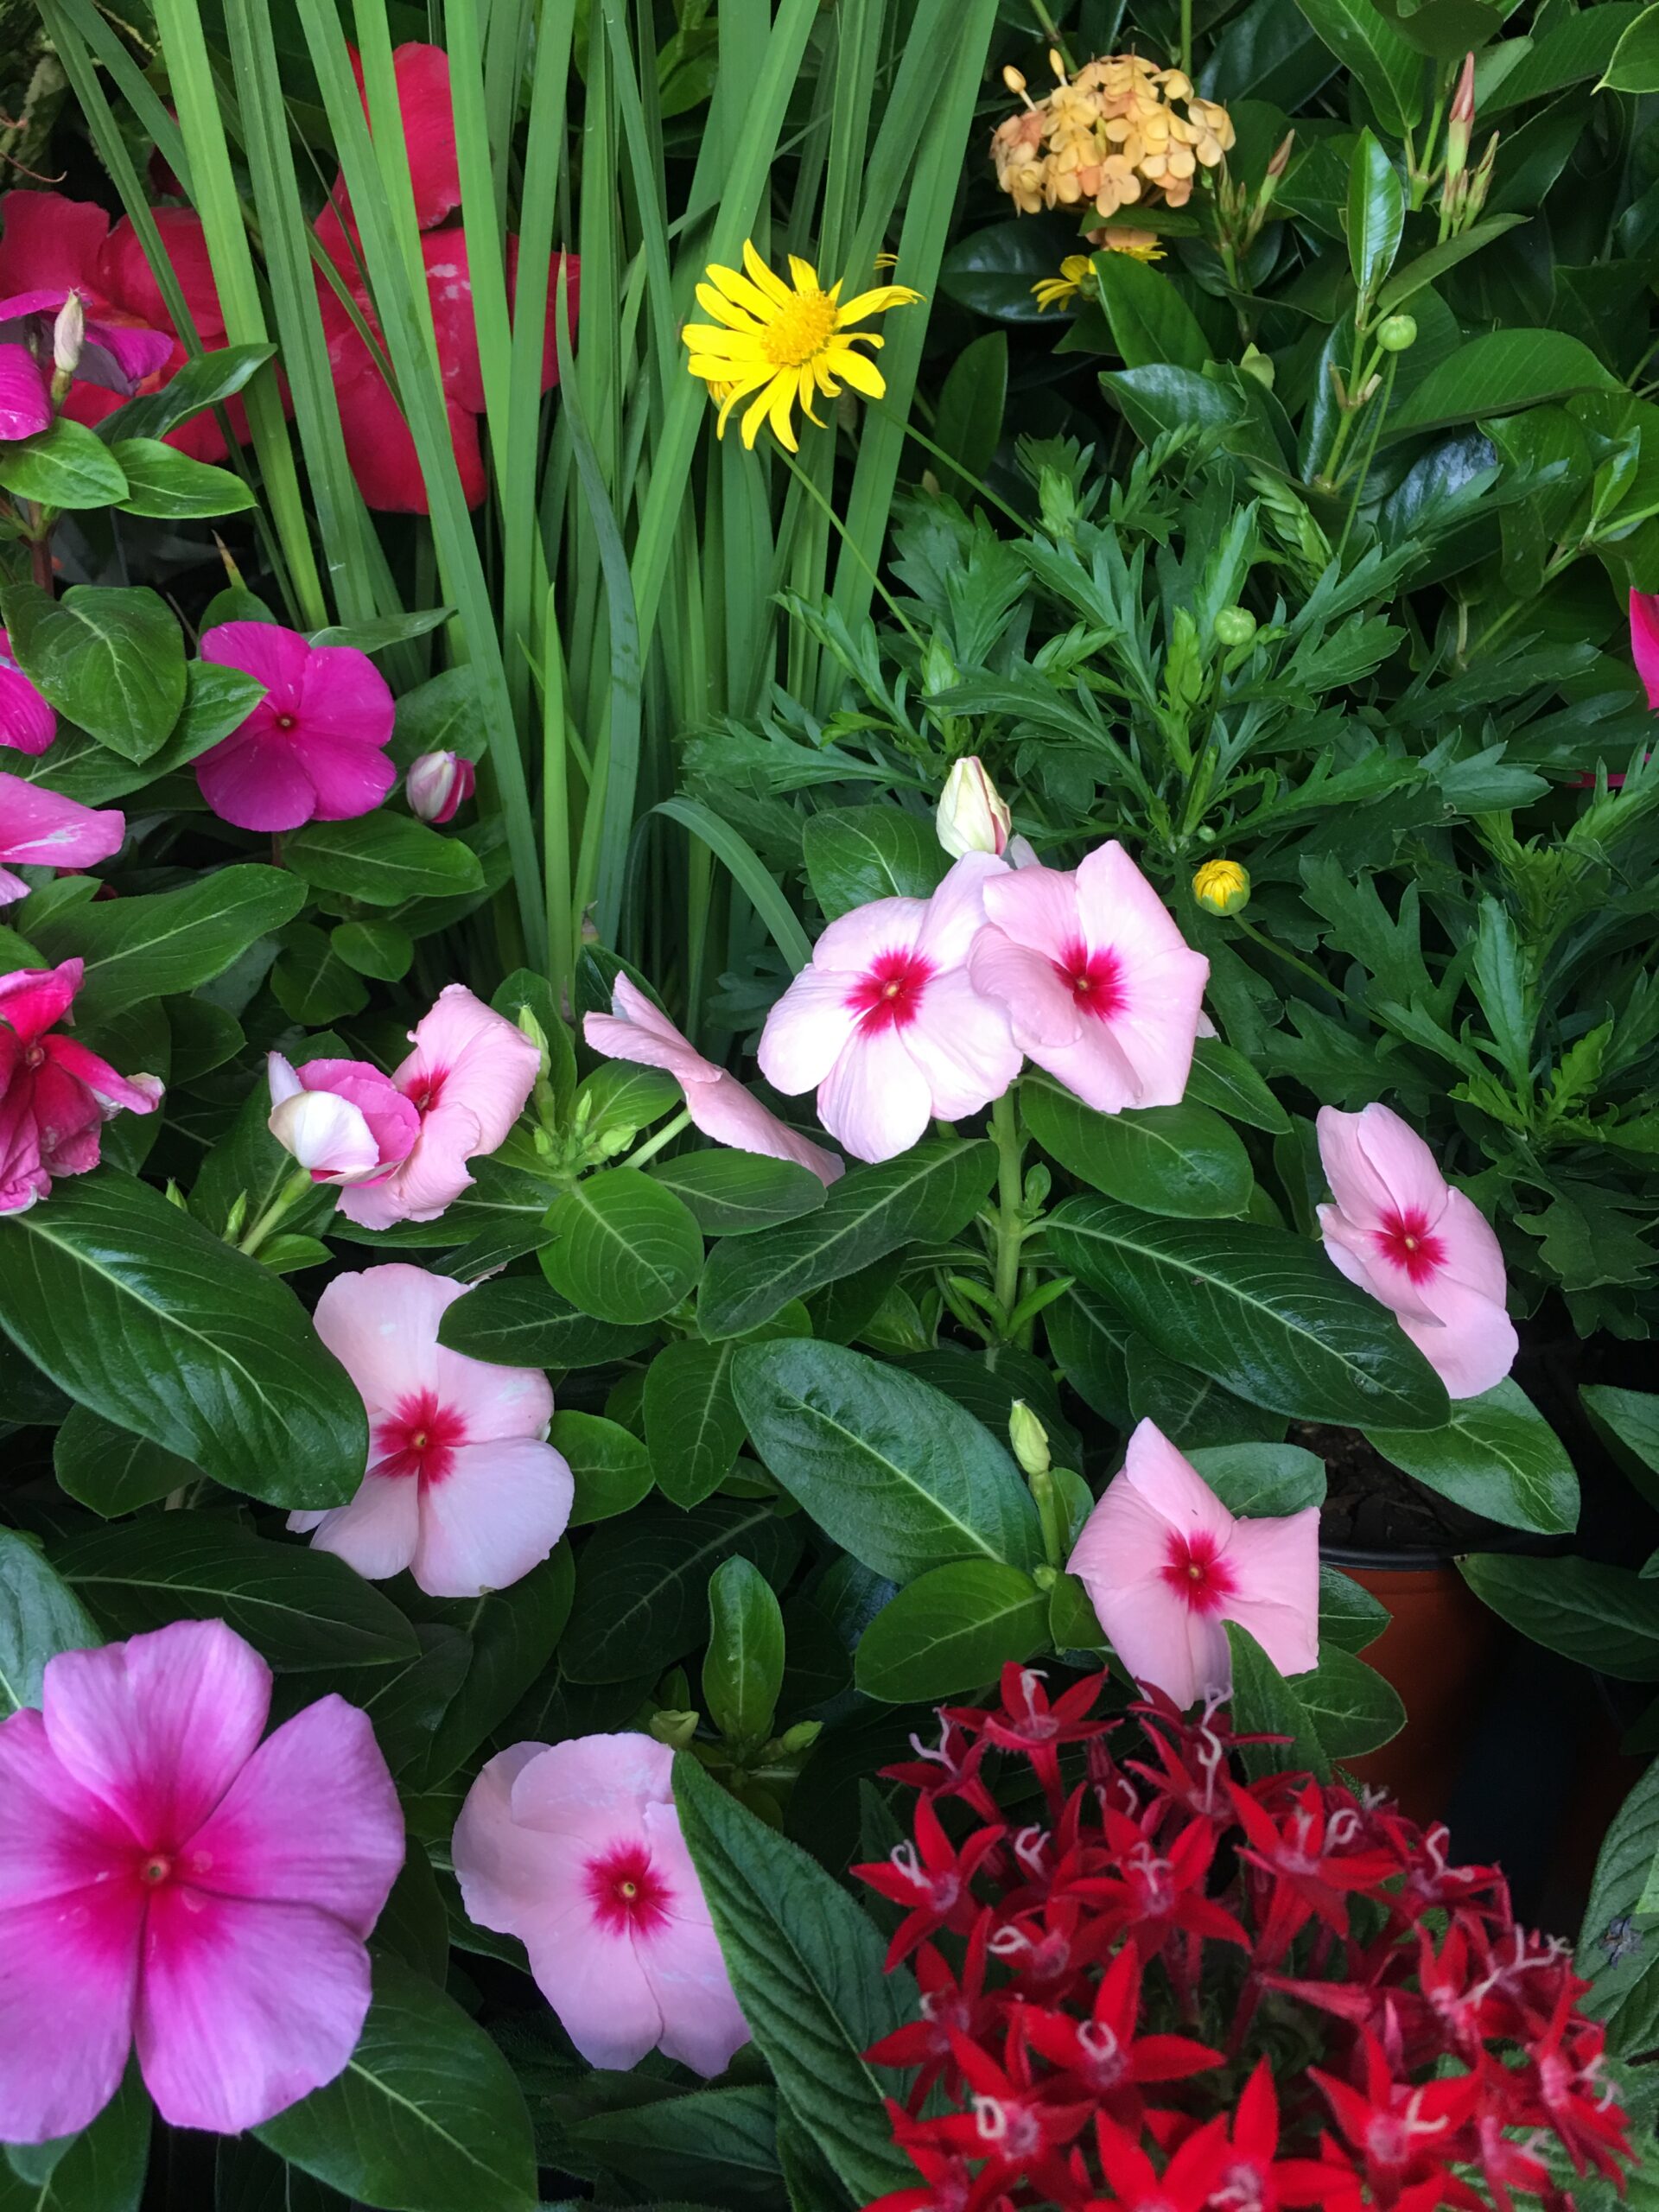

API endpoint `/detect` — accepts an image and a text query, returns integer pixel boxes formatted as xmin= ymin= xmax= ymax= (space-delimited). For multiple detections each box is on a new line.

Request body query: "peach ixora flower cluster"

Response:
xmin=993 ymin=50 xmax=1235 ymax=221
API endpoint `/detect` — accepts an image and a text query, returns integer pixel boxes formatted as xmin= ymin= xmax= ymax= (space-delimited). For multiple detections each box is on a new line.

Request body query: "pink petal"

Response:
xmin=194 ymin=732 xmax=321 ymax=833
xmin=1067 ymin=1478 xmax=1217 ymax=1711
xmin=817 ymin=1024 xmax=931 ymax=1163
xmin=636 ymin=1801 xmax=749 ymax=2075
xmin=0 ymin=340 xmax=49 ymax=437
xmin=1316 ymin=1103 xmax=1442 ymax=1236
xmin=527 ymin=1897 xmax=667 ymax=2069
xmin=0 ymin=1706 xmax=132 ymax=1908
xmin=423 ymin=231 xmax=483 ymax=410
xmin=0 ymin=647 xmax=56 ymax=756
xmin=509 ymin=1731 xmax=674 ymax=1835
xmin=45 ymin=1033 xmax=162 ymax=1118
xmin=683 ymin=1075 xmax=843 ymax=1185
xmin=96 ymin=209 xmax=225 ymax=340
xmin=0 ymin=1885 xmax=141 ymax=2142
xmin=1074 ymin=842 xmax=1187 ymax=959
xmin=0 ymin=863 xmax=28 ymax=904
xmin=1631 ymin=591 xmax=1659 ymax=710
xmin=1103 ymin=945 xmax=1210 ymax=1106
xmin=585 ymin=975 xmax=715 ymax=1089
xmin=270 ymin=1087 xmax=383 ymax=1179
xmin=41 ymin=1619 xmax=270 ymax=1846
xmin=1026 ymin=1015 xmax=1144 ymax=1114
xmin=135 ymin=1886 xmax=373 ymax=2133
xmin=0 ymin=957 xmax=82 ymax=1046
xmin=980 ymin=854 xmax=1084 ymax=957
xmin=0 ymin=772 xmax=123 ymax=868
xmin=968 ymin=926 xmax=1083 ymax=1050
xmin=334 ymin=1105 xmax=483 ymax=1226
xmin=1401 ymin=1276 xmax=1517 ymax=1401
xmin=410 ymin=1437 xmax=574 ymax=1599
xmin=402 ymin=985 xmax=541 ymax=1154
xmin=314 ymin=1262 xmax=461 ymax=1413
xmin=915 ymin=850 xmax=1007 ymax=966
xmin=294 ymin=732 xmax=397 ymax=823
xmin=0 ymin=190 xmax=110 ymax=296
xmin=395 ymin=46 xmax=462 ymax=226
xmin=295 ymin=1471 xmax=422 ymax=1582
xmin=450 ymin=1742 xmax=553 ymax=1936
xmin=1426 ymin=1185 xmax=1509 ymax=1307
xmin=295 ymin=644 xmax=395 ymax=750
xmin=199 ymin=620 xmax=308 ymax=706
xmin=1318 ymin=1203 xmax=1439 ymax=1325
xmin=756 ymin=967 xmax=861 ymax=1096
xmin=811 ymin=895 xmax=930 ymax=975
xmin=900 ymin=967 xmax=1020 ymax=1121
xmin=1221 ymin=1509 xmax=1321 ymax=1678
xmin=183 ymin=1696 xmax=403 ymax=1938
xmin=1123 ymin=1420 xmax=1236 ymax=1545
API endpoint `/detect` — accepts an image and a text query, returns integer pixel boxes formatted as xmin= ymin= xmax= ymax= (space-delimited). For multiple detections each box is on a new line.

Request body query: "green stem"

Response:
xmin=625 ymin=1106 xmax=692 ymax=1170
xmin=989 ymin=1089 xmax=1026 ymax=1347
xmin=777 ymin=446 xmax=925 ymax=651
xmin=238 ymin=1166 xmax=315 ymax=1260
xmin=1232 ymin=915 xmax=1352 ymax=1006
xmin=1335 ymin=355 xmax=1397 ymax=559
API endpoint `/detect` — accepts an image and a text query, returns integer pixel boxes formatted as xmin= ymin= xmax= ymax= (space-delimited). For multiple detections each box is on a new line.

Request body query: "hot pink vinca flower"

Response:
xmin=335 ymin=984 xmax=541 ymax=1228
xmin=969 ymin=841 xmax=1209 ymax=1113
xmin=194 ymin=622 xmax=396 ymax=833
xmin=0 ymin=629 xmax=56 ymax=756
xmin=1067 ymin=1418 xmax=1319 ymax=1709
xmin=1316 ymin=1102 xmax=1516 ymax=1400
xmin=0 ymin=959 xmax=162 ymax=1212
xmin=1631 ymin=591 xmax=1659 ymax=711
xmin=453 ymin=1732 xmax=748 ymax=2075
xmin=758 ymin=852 xmax=1020 ymax=1162
xmin=586 ymin=975 xmax=842 ymax=1184
xmin=0 ymin=1618 xmax=403 ymax=2144
xmin=289 ymin=1262 xmax=573 ymax=1599
xmin=266 ymin=1052 xmax=421 ymax=1186
xmin=0 ymin=773 xmax=124 ymax=903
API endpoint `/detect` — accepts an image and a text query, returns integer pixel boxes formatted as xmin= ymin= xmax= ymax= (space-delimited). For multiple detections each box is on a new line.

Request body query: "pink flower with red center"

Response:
xmin=266 ymin=1052 xmax=421 ymax=1186
xmin=333 ymin=983 xmax=542 ymax=1228
xmin=288 ymin=1262 xmax=572 ymax=1598
xmin=968 ymin=840 xmax=1208 ymax=1113
xmin=758 ymin=852 xmax=1021 ymax=1162
xmin=194 ymin=622 xmax=396 ymax=834
xmin=0 ymin=629 xmax=54 ymax=756
xmin=0 ymin=958 xmax=162 ymax=1212
xmin=0 ymin=1618 xmax=403 ymax=2143
xmin=585 ymin=974 xmax=842 ymax=1184
xmin=452 ymin=1731 xmax=748 ymax=2075
xmin=1066 ymin=1419 xmax=1319 ymax=1709
xmin=1315 ymin=1102 xmax=1516 ymax=1400
xmin=0 ymin=772 xmax=124 ymax=903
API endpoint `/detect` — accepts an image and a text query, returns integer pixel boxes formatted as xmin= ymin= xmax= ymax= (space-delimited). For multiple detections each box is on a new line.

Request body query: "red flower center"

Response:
xmin=582 ymin=1841 xmax=672 ymax=1936
xmin=1374 ymin=1206 xmax=1446 ymax=1284
xmin=138 ymin=1853 xmax=173 ymax=1888
xmin=405 ymin=1065 xmax=448 ymax=1114
xmin=22 ymin=1043 xmax=44 ymax=1071
xmin=847 ymin=948 xmax=935 ymax=1033
xmin=372 ymin=1389 xmax=467 ymax=1484
xmin=1160 ymin=1529 xmax=1238 ymax=1616
xmin=1051 ymin=937 xmax=1122 ymax=1020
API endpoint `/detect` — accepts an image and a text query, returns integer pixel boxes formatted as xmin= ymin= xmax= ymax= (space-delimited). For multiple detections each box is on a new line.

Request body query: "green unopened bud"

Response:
xmin=516 ymin=1002 xmax=550 ymax=1058
xmin=1032 ymin=1562 xmax=1059 ymax=1592
xmin=1213 ymin=606 xmax=1257 ymax=648
xmin=1239 ymin=343 xmax=1274 ymax=390
xmin=223 ymin=1191 xmax=249 ymax=1243
xmin=649 ymin=1708 xmax=700 ymax=1751
xmin=1192 ymin=857 xmax=1251 ymax=916
xmin=1376 ymin=314 xmax=1417 ymax=353
xmin=1008 ymin=1400 xmax=1051 ymax=1477
xmin=595 ymin=1125 xmax=635 ymax=1159
xmin=779 ymin=1720 xmax=822 ymax=1756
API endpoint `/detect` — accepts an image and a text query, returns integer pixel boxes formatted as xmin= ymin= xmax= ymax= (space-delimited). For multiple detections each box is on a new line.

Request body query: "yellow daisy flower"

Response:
xmin=1033 ymin=255 xmax=1095 ymax=311
xmin=683 ymin=241 xmax=923 ymax=453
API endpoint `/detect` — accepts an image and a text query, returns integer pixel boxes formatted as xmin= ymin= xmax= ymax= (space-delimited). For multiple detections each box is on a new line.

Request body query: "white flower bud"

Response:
xmin=937 ymin=756 xmax=1011 ymax=860
xmin=405 ymin=750 xmax=475 ymax=824
xmin=53 ymin=292 xmax=85 ymax=378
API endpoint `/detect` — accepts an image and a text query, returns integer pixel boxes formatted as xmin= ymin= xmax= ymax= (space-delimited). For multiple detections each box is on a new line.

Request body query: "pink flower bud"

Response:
xmin=1446 ymin=53 xmax=1475 ymax=182
xmin=405 ymin=749 xmax=475 ymax=824
xmin=266 ymin=1052 xmax=421 ymax=1185
xmin=936 ymin=756 xmax=1011 ymax=859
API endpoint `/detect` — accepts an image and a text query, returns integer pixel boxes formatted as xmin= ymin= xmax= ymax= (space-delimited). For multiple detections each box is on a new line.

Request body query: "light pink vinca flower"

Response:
xmin=1316 ymin=1102 xmax=1517 ymax=1400
xmin=758 ymin=852 xmax=1020 ymax=1163
xmin=0 ymin=959 xmax=162 ymax=1212
xmin=289 ymin=1263 xmax=573 ymax=1599
xmin=1068 ymin=1419 xmax=1319 ymax=1710
xmin=334 ymin=984 xmax=541 ymax=1228
xmin=585 ymin=975 xmax=842 ymax=1185
xmin=194 ymin=621 xmax=397 ymax=833
xmin=969 ymin=841 xmax=1209 ymax=1113
xmin=266 ymin=1053 xmax=422 ymax=1186
xmin=0 ymin=627 xmax=55 ymax=755
xmin=0 ymin=1618 xmax=403 ymax=2144
xmin=453 ymin=1732 xmax=748 ymax=2075
xmin=0 ymin=772 xmax=123 ymax=902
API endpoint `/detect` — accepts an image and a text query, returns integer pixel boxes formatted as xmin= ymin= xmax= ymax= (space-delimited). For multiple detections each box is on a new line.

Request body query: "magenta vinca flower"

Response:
xmin=1632 ymin=590 xmax=1659 ymax=711
xmin=0 ymin=959 xmax=162 ymax=1213
xmin=757 ymin=852 xmax=1020 ymax=1163
xmin=0 ymin=1618 xmax=403 ymax=2144
xmin=0 ymin=283 xmax=172 ymax=442
xmin=0 ymin=773 xmax=123 ymax=904
xmin=334 ymin=984 xmax=542 ymax=1228
xmin=453 ymin=1732 xmax=748 ymax=2075
xmin=289 ymin=1262 xmax=573 ymax=1599
xmin=1316 ymin=1102 xmax=1516 ymax=1400
xmin=585 ymin=975 xmax=842 ymax=1184
xmin=194 ymin=622 xmax=397 ymax=833
xmin=266 ymin=1053 xmax=421 ymax=1187
xmin=969 ymin=840 xmax=1209 ymax=1113
xmin=0 ymin=628 xmax=55 ymax=756
xmin=1068 ymin=1419 xmax=1319 ymax=1709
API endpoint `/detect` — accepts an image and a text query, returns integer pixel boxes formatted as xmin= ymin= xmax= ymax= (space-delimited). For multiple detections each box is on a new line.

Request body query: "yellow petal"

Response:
xmin=836 ymin=283 xmax=924 ymax=324
xmin=694 ymin=283 xmax=764 ymax=331
xmin=741 ymin=239 xmax=792 ymax=306
xmin=797 ymin=362 xmax=826 ymax=427
xmin=827 ymin=345 xmax=885 ymax=400
xmin=787 ymin=253 xmax=822 ymax=296
xmin=716 ymin=368 xmax=772 ymax=439
xmin=766 ymin=372 xmax=801 ymax=451
xmin=741 ymin=375 xmax=782 ymax=449
xmin=706 ymin=264 xmax=785 ymax=321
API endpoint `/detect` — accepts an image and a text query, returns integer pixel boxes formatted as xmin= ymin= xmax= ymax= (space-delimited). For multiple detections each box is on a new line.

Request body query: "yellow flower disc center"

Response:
xmin=760 ymin=290 xmax=837 ymax=369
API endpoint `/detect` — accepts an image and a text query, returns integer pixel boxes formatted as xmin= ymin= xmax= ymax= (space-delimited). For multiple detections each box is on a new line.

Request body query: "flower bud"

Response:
xmin=1008 ymin=1400 xmax=1052 ymax=1477
xmin=1446 ymin=53 xmax=1475 ymax=184
xmin=1239 ymin=343 xmax=1274 ymax=390
xmin=52 ymin=292 xmax=85 ymax=378
xmin=649 ymin=1708 xmax=700 ymax=1751
xmin=779 ymin=1719 xmax=822 ymax=1756
xmin=1376 ymin=314 xmax=1417 ymax=353
xmin=1192 ymin=857 xmax=1251 ymax=915
xmin=268 ymin=1086 xmax=380 ymax=1183
xmin=937 ymin=756 xmax=1011 ymax=859
xmin=1213 ymin=606 xmax=1256 ymax=648
xmin=405 ymin=749 xmax=475 ymax=824
xmin=516 ymin=1003 xmax=550 ymax=1058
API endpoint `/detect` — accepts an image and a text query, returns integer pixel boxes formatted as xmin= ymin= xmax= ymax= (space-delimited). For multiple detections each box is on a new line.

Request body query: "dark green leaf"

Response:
xmin=565 ymin=2088 xmax=783 ymax=2207
xmin=308 ymin=610 xmax=451 ymax=653
xmin=1185 ymin=1037 xmax=1292 ymax=1134
xmin=1125 ymin=1339 xmax=1279 ymax=1448
xmin=410 ymin=1546 xmax=575 ymax=1786
xmin=0 ymin=2065 xmax=149 ymax=2211
xmin=1583 ymin=1385 xmax=1659 ymax=1513
xmin=1291 ymin=0 xmax=1423 ymax=130
xmin=1600 ymin=3 xmax=1659 ymax=92
xmin=1090 ymin=251 xmax=1210 ymax=371
xmin=539 ymin=1167 xmax=704 ymax=1325
xmin=1297 ymin=1644 xmax=1405 ymax=1756
xmin=97 ymin=342 xmax=275 ymax=443
xmin=284 ymin=816 xmax=484 ymax=906
xmin=1346 ymin=129 xmax=1405 ymax=302
xmin=651 ymin=1149 xmax=828 ymax=1236
xmin=1185 ymin=1441 xmax=1326 ymax=1516
xmin=54 ymin=1404 xmax=197 ymax=1517
xmin=112 ymin=437 xmax=256 ymax=518
xmin=1365 ymin=1380 xmax=1579 ymax=1535
xmin=0 ymin=582 xmax=185 ymax=760
xmin=0 ymin=1528 xmax=99 ymax=1715
xmin=1319 ymin=1562 xmax=1390 ymax=1652
xmin=1226 ymin=1621 xmax=1331 ymax=1781
xmin=0 ymin=417 xmax=129 ymax=508
xmin=703 ymin=1554 xmax=786 ymax=1744
xmin=932 ymin=331 xmax=1008 ymax=497
xmin=1459 ymin=1554 xmax=1659 ymax=1679
xmin=801 ymin=807 xmax=947 ymax=918
xmin=854 ymin=1561 xmax=1049 ymax=1701
xmin=437 ymin=1278 xmax=656 ymax=1368
xmin=1021 ymin=1073 xmax=1252 ymax=1217
xmin=645 ymin=1338 xmax=747 ymax=1509
xmin=562 ymin=1497 xmax=802 ymax=1684
xmin=1577 ymin=1754 xmax=1659 ymax=2055
xmin=1386 ymin=330 xmax=1621 ymax=439
xmin=331 ymin=920 xmax=414 ymax=982
xmin=25 ymin=864 xmax=304 ymax=1022
xmin=556 ymin=1409 xmax=655 ymax=1523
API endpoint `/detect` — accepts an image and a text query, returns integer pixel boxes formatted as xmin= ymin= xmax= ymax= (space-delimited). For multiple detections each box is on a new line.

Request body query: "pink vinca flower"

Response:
xmin=289 ymin=1263 xmax=573 ymax=1599
xmin=336 ymin=984 xmax=542 ymax=1228
xmin=453 ymin=1732 xmax=748 ymax=2075
xmin=757 ymin=852 xmax=1021 ymax=1163
xmin=1068 ymin=1418 xmax=1319 ymax=1709
xmin=586 ymin=976 xmax=842 ymax=1185
xmin=194 ymin=622 xmax=397 ymax=834
xmin=1316 ymin=1102 xmax=1517 ymax=1400
xmin=0 ymin=773 xmax=124 ymax=903
xmin=0 ymin=959 xmax=162 ymax=1212
xmin=1632 ymin=590 xmax=1659 ymax=711
xmin=0 ymin=1618 xmax=403 ymax=2144
xmin=969 ymin=840 xmax=1209 ymax=1113
xmin=267 ymin=1052 xmax=421 ymax=1185
xmin=0 ymin=628 xmax=55 ymax=755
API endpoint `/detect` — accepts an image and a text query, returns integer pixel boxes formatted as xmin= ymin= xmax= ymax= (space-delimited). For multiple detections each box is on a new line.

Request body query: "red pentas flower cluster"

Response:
xmin=855 ymin=1667 xmax=1631 ymax=2212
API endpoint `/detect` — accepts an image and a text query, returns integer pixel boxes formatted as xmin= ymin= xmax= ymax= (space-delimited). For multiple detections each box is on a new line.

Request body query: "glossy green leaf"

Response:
xmin=0 ymin=417 xmax=129 ymax=508
xmin=111 ymin=436 xmax=257 ymax=518
xmin=1046 ymin=1196 xmax=1450 ymax=1429
xmin=1292 ymin=0 xmax=1423 ymax=130
xmin=1583 ymin=1385 xmax=1659 ymax=1513
xmin=1576 ymin=1753 xmax=1659 ymax=2055
xmin=556 ymin=1409 xmax=654 ymax=1524
xmin=1296 ymin=1644 xmax=1405 ymax=1756
xmin=703 ymin=1554 xmax=786 ymax=1745
xmin=1186 ymin=1441 xmax=1326 ymax=1516
xmin=436 ymin=1278 xmax=656 ymax=1368
xmin=562 ymin=1497 xmax=802 ymax=1684
xmin=733 ymin=1338 xmax=1044 ymax=1583
xmin=575 ymin=1059 xmax=683 ymax=1143
xmin=0 ymin=1528 xmax=99 ymax=1715
xmin=1184 ymin=1037 xmax=1292 ymax=1135
xmin=932 ymin=329 xmax=1008 ymax=496
xmin=802 ymin=805 xmax=947 ymax=918
xmin=1091 ymin=251 xmax=1209 ymax=371
xmin=650 ymin=1148 xmax=829 ymax=1236
xmin=1386 ymin=329 xmax=1621 ymax=438
xmin=0 ymin=581 xmax=186 ymax=760
xmin=565 ymin=2088 xmax=783 ymax=2207
xmin=1319 ymin=1563 xmax=1391 ymax=1652
xmin=95 ymin=340 xmax=275 ymax=442
xmin=1226 ymin=1621 xmax=1331 ymax=1782
xmin=331 ymin=919 xmax=415 ymax=981
xmin=645 ymin=1338 xmax=747 ymax=1508
xmin=25 ymin=864 xmax=304 ymax=1022
xmin=1600 ymin=3 xmax=1659 ymax=92
xmin=854 ymin=1560 xmax=1049 ymax=1701
xmin=1021 ymin=1073 xmax=1253 ymax=1217
xmin=1374 ymin=213 xmax=1528 ymax=313
xmin=1346 ymin=129 xmax=1405 ymax=302
xmin=0 ymin=1172 xmax=367 ymax=1508
xmin=1461 ymin=1554 xmax=1659 ymax=1679
xmin=939 ymin=218 xmax=1075 ymax=324
xmin=54 ymin=1404 xmax=197 ymax=1517
xmin=1366 ymin=1379 xmax=1579 ymax=1535
xmin=539 ymin=1167 xmax=704 ymax=1325
xmin=1126 ymin=1339 xmax=1278 ymax=1448
xmin=407 ymin=1546 xmax=574 ymax=1787
xmin=283 ymin=816 xmax=486 ymax=906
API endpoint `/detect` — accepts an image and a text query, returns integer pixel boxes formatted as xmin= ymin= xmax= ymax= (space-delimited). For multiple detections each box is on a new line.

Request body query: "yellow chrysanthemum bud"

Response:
xmin=1192 ymin=858 xmax=1251 ymax=915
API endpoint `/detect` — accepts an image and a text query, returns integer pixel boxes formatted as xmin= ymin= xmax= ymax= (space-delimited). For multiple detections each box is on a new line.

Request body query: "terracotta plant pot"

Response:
xmin=1324 ymin=1545 xmax=1503 ymax=1826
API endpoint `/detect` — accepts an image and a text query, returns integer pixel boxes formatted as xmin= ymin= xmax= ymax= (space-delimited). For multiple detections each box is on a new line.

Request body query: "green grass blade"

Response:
xmin=653 ymin=798 xmax=812 ymax=974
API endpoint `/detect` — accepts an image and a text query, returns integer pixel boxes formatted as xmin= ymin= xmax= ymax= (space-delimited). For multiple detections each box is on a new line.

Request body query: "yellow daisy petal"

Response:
xmin=716 ymin=369 xmax=772 ymax=439
xmin=706 ymin=264 xmax=785 ymax=321
xmin=694 ymin=283 xmax=765 ymax=330
xmin=767 ymin=372 xmax=801 ymax=452
xmin=787 ymin=254 xmax=823 ymax=295
xmin=837 ymin=284 xmax=925 ymax=323
xmin=741 ymin=239 xmax=793 ymax=305
xmin=829 ymin=346 xmax=886 ymax=400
